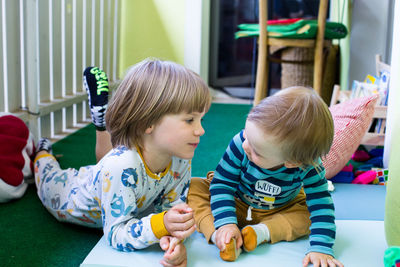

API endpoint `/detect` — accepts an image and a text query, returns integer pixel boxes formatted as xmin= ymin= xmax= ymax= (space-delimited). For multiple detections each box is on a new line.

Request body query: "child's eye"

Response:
xmin=185 ymin=118 xmax=194 ymax=124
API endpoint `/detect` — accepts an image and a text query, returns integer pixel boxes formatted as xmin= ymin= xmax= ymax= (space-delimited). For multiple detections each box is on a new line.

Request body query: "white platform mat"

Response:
xmin=81 ymin=220 xmax=387 ymax=267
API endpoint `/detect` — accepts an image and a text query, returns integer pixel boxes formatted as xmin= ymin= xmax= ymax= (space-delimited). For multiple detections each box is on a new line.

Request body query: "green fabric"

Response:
xmin=384 ymin=247 xmax=400 ymax=267
xmin=235 ymin=20 xmax=348 ymax=40
xmin=0 ymin=103 xmax=251 ymax=266
xmin=385 ymin=139 xmax=400 ymax=246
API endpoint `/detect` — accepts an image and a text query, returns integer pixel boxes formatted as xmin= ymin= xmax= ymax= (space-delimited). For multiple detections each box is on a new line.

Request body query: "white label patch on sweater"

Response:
xmin=255 ymin=180 xmax=281 ymax=195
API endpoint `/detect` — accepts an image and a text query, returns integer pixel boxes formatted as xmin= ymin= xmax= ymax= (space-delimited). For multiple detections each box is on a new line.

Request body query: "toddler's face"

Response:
xmin=242 ymin=121 xmax=297 ymax=170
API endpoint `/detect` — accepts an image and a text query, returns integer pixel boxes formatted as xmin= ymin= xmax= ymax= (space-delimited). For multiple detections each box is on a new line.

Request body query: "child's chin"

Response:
xmin=179 ymin=152 xmax=195 ymax=160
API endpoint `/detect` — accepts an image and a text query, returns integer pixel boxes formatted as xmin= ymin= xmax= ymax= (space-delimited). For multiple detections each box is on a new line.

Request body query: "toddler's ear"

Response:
xmin=284 ymin=162 xmax=301 ymax=169
xmin=145 ymin=125 xmax=154 ymax=134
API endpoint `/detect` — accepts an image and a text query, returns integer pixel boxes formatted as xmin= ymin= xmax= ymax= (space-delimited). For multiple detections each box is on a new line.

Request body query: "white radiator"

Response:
xmin=0 ymin=0 xmax=120 ymax=141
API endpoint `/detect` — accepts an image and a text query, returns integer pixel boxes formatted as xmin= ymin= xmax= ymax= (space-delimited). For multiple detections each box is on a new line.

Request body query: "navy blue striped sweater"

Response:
xmin=210 ymin=131 xmax=336 ymax=256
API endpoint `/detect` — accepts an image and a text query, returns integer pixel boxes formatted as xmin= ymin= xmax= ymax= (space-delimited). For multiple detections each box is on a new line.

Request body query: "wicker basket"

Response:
xmin=281 ymin=47 xmax=314 ymax=89
xmin=270 ymin=45 xmax=338 ymax=104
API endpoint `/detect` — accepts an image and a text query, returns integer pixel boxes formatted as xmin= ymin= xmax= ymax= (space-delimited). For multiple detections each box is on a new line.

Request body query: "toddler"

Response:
xmin=188 ymin=86 xmax=343 ymax=267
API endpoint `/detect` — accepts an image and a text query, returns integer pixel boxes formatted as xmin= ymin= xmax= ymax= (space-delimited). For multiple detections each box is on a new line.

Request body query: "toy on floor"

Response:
xmin=0 ymin=113 xmax=35 ymax=202
xmin=384 ymin=247 xmax=400 ymax=267
xmin=330 ymin=146 xmax=388 ymax=185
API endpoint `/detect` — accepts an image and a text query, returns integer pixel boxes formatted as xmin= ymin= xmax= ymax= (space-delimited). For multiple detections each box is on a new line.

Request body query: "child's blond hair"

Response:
xmin=247 ymin=86 xmax=333 ymax=168
xmin=106 ymin=58 xmax=211 ymax=149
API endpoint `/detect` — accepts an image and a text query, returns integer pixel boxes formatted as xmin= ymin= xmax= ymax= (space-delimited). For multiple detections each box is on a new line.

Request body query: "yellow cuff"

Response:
xmin=150 ymin=211 xmax=170 ymax=239
xmin=34 ymin=153 xmax=56 ymax=164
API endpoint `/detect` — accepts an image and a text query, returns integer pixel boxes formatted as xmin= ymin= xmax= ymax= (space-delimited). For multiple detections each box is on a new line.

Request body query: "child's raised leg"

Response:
xmin=35 ymin=138 xmax=73 ymax=221
xmin=34 ymin=138 xmax=101 ymax=227
xmin=83 ymin=66 xmax=112 ymax=162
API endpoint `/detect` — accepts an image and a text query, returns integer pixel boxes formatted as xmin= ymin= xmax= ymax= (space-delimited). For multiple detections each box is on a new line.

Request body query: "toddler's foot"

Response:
xmin=241 ymin=224 xmax=270 ymax=252
xmin=219 ymin=238 xmax=241 ymax=262
xmin=241 ymin=226 xmax=258 ymax=252
xmin=36 ymin=138 xmax=52 ymax=153
xmin=83 ymin=66 xmax=109 ymax=131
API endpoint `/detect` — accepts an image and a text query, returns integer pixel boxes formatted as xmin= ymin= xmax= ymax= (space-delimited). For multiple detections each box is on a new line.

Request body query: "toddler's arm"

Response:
xmin=302 ymin=161 xmax=337 ymax=256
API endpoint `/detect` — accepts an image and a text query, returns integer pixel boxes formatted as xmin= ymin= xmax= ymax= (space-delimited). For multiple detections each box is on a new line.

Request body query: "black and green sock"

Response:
xmin=83 ymin=66 xmax=109 ymax=131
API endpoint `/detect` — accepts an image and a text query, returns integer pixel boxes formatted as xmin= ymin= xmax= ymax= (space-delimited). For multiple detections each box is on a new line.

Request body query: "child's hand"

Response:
xmin=303 ymin=252 xmax=344 ymax=267
xmin=215 ymin=224 xmax=242 ymax=251
xmin=160 ymin=236 xmax=187 ymax=267
xmin=164 ymin=203 xmax=195 ymax=239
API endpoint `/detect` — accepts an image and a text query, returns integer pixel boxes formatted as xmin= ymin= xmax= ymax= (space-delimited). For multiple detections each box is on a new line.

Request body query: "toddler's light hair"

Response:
xmin=247 ymin=86 xmax=333 ymax=168
xmin=106 ymin=58 xmax=211 ymax=149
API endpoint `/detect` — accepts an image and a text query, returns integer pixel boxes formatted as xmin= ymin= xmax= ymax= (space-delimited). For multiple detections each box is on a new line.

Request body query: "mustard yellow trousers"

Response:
xmin=187 ymin=172 xmax=311 ymax=244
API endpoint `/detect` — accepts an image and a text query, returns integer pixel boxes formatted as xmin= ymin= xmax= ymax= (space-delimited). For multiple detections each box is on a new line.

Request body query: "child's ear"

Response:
xmin=145 ymin=125 xmax=154 ymax=134
xmin=284 ymin=162 xmax=301 ymax=169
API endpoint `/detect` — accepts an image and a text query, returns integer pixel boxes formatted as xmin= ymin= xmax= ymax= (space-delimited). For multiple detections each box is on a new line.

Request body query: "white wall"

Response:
xmin=348 ymin=0 xmax=393 ymax=85
xmin=184 ymin=0 xmax=210 ymax=81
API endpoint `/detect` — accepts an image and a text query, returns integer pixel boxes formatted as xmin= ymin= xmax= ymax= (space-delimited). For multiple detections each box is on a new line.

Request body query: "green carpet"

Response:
xmin=0 ymin=103 xmax=251 ymax=266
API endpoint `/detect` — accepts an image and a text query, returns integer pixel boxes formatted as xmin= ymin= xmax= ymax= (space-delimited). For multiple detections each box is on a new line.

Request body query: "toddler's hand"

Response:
xmin=303 ymin=252 xmax=344 ymax=267
xmin=160 ymin=236 xmax=187 ymax=267
xmin=215 ymin=224 xmax=242 ymax=251
xmin=164 ymin=203 xmax=195 ymax=240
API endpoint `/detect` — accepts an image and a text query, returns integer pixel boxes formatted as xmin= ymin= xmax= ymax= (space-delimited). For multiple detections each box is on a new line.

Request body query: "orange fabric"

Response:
xmin=187 ymin=175 xmax=311 ymax=245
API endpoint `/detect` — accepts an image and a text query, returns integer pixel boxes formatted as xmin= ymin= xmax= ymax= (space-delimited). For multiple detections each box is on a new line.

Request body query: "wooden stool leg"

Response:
xmin=254 ymin=0 xmax=268 ymax=106
xmin=313 ymin=0 xmax=328 ymax=95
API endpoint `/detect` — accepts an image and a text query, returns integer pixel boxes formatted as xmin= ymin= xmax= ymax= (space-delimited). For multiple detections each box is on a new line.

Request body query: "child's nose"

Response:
xmin=194 ymin=123 xmax=205 ymax=136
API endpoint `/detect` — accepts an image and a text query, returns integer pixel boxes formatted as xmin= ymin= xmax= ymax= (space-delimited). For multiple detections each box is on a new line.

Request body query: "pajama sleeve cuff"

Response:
xmin=150 ymin=211 xmax=170 ymax=239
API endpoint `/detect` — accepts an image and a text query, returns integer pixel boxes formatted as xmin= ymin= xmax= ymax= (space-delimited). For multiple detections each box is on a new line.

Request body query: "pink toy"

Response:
xmin=352 ymin=170 xmax=377 ymax=184
xmin=352 ymin=150 xmax=370 ymax=162
xmin=355 ymin=170 xmax=366 ymax=177
xmin=341 ymin=164 xmax=353 ymax=172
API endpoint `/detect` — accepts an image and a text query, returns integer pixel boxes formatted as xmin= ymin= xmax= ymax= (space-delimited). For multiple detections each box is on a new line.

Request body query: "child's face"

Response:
xmin=146 ymin=111 xmax=206 ymax=160
xmin=242 ymin=120 xmax=298 ymax=170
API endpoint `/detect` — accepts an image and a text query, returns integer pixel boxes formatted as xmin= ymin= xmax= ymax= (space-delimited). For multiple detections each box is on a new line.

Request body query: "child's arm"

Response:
xmin=159 ymin=160 xmax=195 ymax=240
xmin=303 ymin=252 xmax=344 ymax=267
xmin=210 ymin=132 xmax=244 ymax=229
xmin=302 ymin=161 xmax=337 ymax=257
xmin=99 ymin=156 xmax=171 ymax=251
